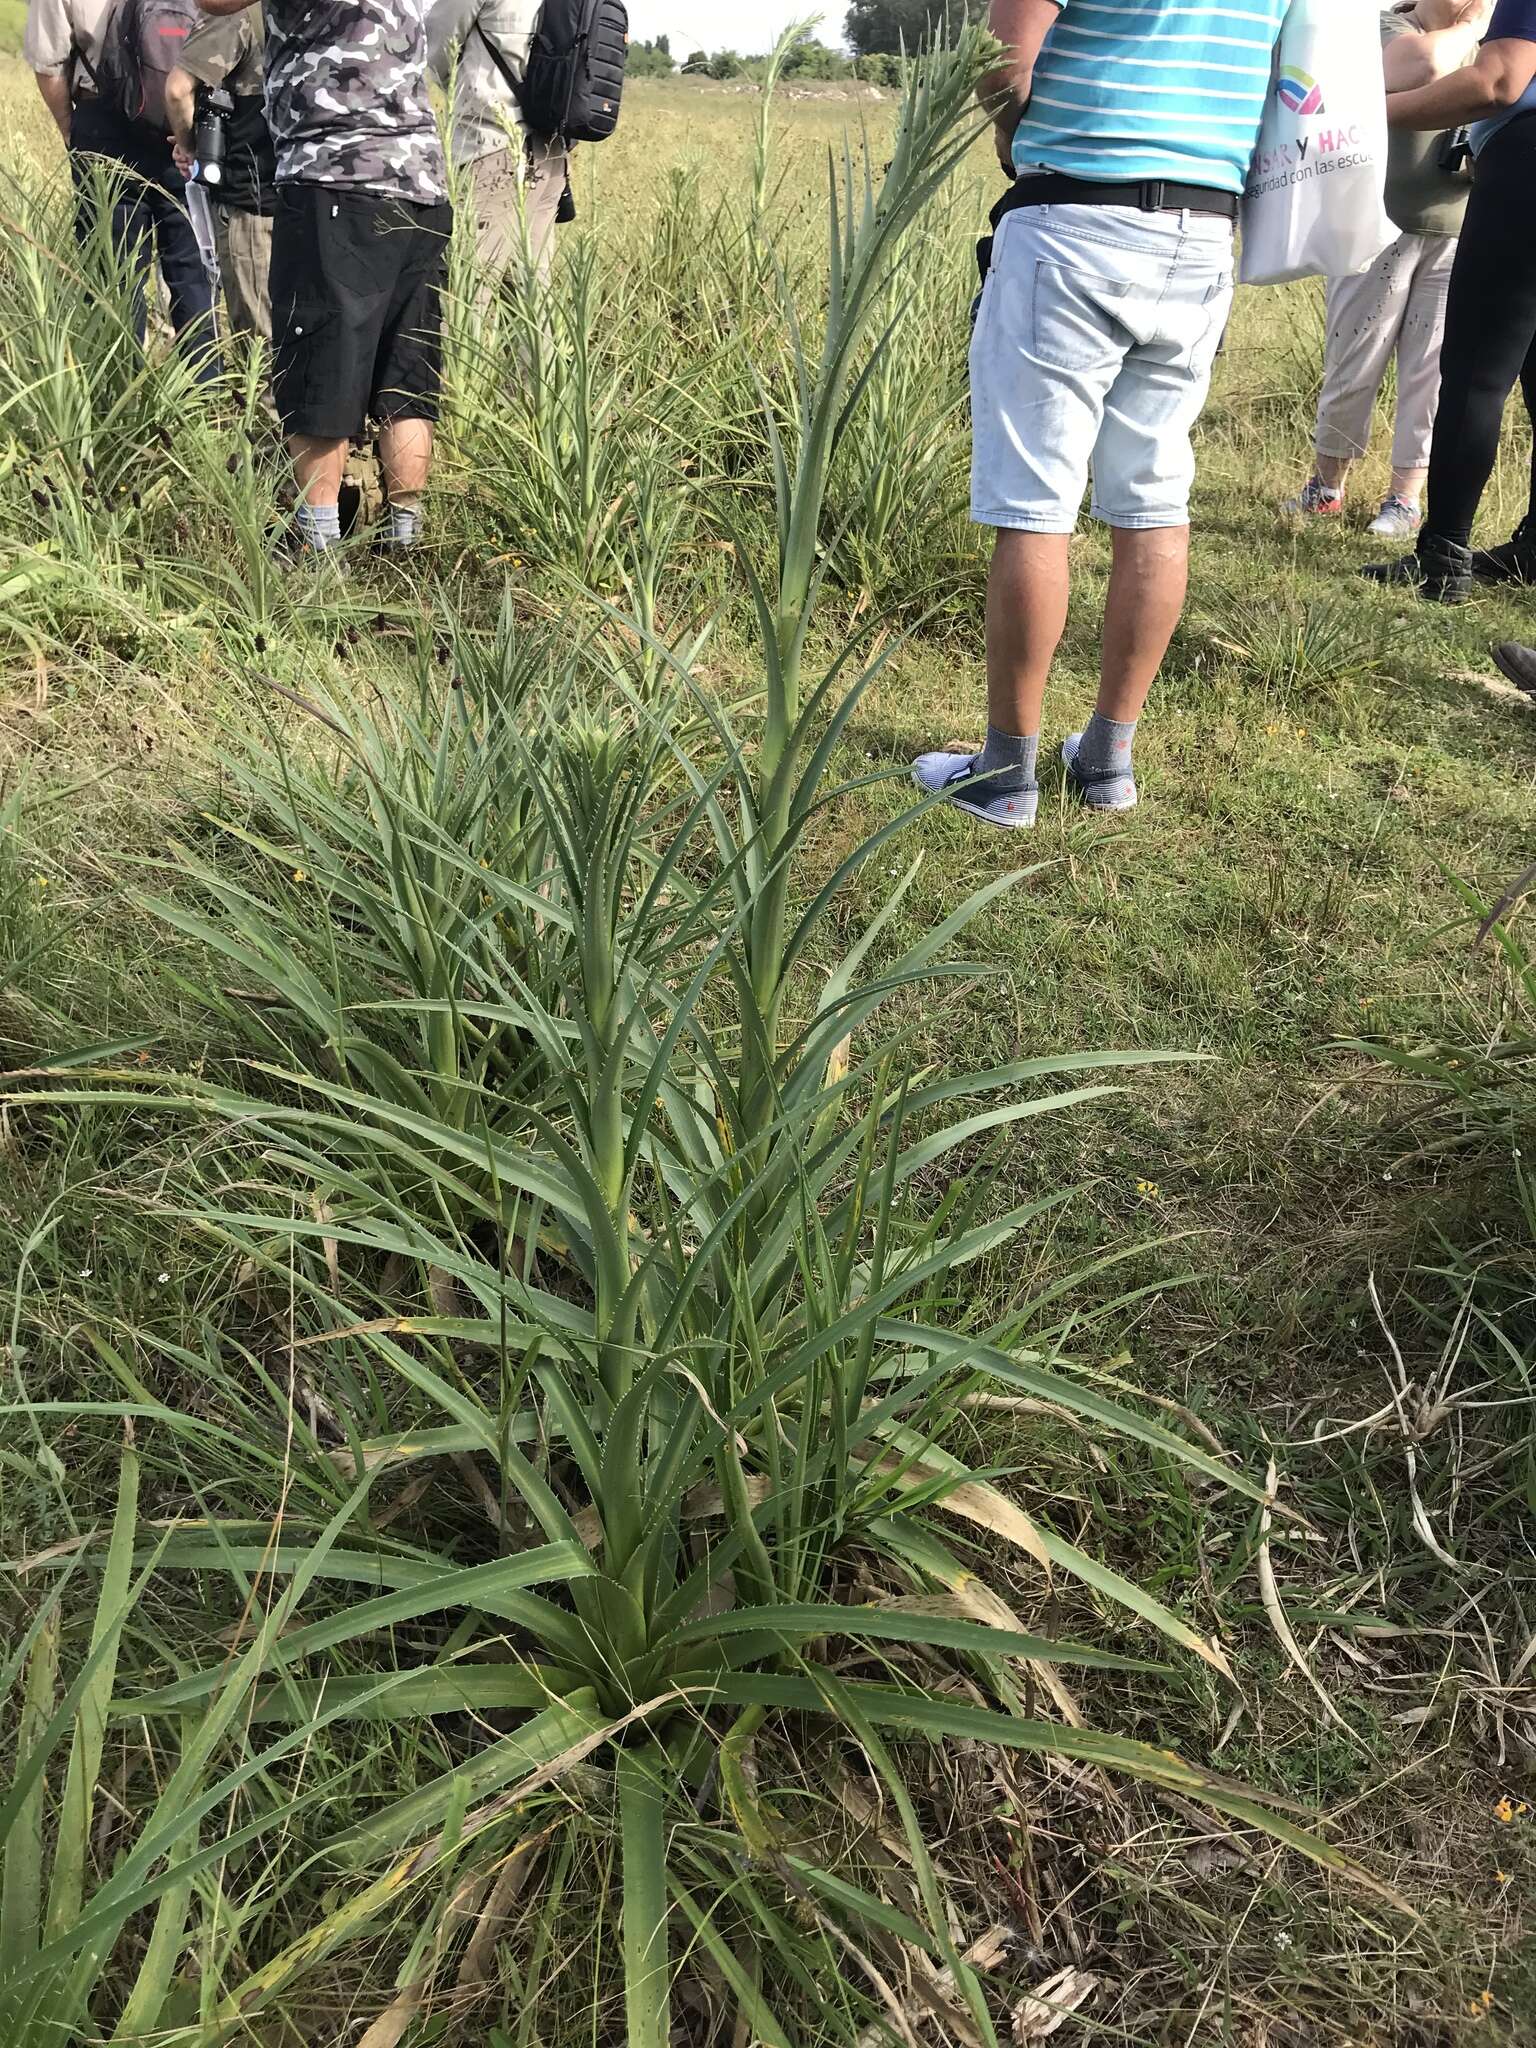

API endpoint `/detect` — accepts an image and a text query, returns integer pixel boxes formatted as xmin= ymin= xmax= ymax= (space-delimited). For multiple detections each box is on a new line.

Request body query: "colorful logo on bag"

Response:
xmin=1277 ymin=69 xmax=1324 ymax=116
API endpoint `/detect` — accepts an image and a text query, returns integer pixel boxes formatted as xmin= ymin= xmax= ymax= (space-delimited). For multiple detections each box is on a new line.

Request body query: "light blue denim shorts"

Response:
xmin=970 ymin=203 xmax=1235 ymax=533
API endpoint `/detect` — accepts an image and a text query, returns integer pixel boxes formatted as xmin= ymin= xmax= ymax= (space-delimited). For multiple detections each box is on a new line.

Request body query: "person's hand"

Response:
xmin=172 ymin=137 xmax=193 ymax=175
xmin=994 ymin=114 xmax=1018 ymax=178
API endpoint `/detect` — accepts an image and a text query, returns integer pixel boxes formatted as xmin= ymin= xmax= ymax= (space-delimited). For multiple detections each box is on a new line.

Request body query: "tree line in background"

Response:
xmin=845 ymin=0 xmax=988 ymax=53
xmin=627 ymin=4 xmax=989 ymax=85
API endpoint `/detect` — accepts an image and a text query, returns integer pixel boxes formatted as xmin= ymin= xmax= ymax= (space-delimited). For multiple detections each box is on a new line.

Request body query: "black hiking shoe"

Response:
xmin=1472 ymin=519 xmax=1536 ymax=586
xmin=1492 ymin=642 xmax=1536 ymax=696
xmin=1361 ymin=532 xmax=1474 ymax=605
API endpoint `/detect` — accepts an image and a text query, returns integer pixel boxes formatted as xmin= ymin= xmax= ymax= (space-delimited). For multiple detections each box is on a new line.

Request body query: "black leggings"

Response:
xmin=1425 ymin=111 xmax=1536 ymax=550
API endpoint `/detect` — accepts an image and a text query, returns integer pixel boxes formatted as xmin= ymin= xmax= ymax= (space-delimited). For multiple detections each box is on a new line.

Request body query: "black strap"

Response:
xmin=474 ymin=16 xmax=528 ymax=120
xmin=991 ymin=174 xmax=1239 ymax=228
xmin=72 ymin=36 xmax=100 ymax=94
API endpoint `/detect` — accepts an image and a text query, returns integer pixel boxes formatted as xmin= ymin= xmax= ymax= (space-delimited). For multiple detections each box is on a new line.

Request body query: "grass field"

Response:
xmin=1 ymin=41 xmax=1534 ymax=2048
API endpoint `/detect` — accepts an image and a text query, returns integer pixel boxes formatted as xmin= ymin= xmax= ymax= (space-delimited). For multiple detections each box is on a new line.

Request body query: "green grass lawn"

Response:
xmin=1 ymin=60 xmax=1533 ymax=2047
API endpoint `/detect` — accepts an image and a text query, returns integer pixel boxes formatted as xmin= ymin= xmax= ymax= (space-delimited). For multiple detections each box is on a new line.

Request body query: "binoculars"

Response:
xmin=192 ymin=85 xmax=236 ymax=187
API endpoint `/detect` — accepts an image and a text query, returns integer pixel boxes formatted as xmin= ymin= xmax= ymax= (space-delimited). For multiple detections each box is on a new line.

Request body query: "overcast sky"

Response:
xmin=627 ymin=3 xmax=841 ymax=57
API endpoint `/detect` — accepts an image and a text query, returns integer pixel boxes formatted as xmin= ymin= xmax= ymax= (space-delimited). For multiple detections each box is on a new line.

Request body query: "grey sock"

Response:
xmin=388 ymin=503 xmax=422 ymax=545
xmin=295 ymin=501 xmax=341 ymax=550
xmin=1063 ymin=712 xmax=1138 ymax=812
xmin=973 ymin=725 xmax=1040 ymax=798
xmin=1073 ymin=714 xmax=1137 ymax=781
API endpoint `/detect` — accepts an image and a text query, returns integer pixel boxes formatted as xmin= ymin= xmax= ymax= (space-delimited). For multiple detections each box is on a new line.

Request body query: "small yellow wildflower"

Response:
xmin=1296 ymin=726 xmax=1308 ymax=738
xmin=33 ymin=874 xmax=47 ymax=888
xmin=292 ymin=868 xmax=308 ymax=884
xmin=1134 ymin=1179 xmax=1163 ymax=1200
xmin=1494 ymin=1796 xmax=1516 ymax=1824
xmin=1496 ymin=1870 xmax=1511 ymax=1885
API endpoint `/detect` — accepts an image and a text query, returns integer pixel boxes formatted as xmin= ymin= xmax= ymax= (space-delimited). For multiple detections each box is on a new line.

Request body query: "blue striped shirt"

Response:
xmin=1012 ymin=0 xmax=1288 ymax=197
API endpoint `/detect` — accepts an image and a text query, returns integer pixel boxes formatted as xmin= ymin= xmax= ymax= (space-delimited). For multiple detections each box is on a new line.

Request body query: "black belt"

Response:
xmin=996 ymin=175 xmax=1239 ymax=225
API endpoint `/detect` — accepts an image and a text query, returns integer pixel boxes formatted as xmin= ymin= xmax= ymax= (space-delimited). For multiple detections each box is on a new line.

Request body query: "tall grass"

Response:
xmin=0 ymin=36 xmax=1410 ymax=2047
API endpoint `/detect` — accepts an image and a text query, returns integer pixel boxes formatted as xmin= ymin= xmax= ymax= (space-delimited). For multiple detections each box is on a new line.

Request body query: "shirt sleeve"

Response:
xmin=1489 ymin=0 xmax=1536 ymax=41
xmin=177 ymin=13 xmax=248 ymax=87
xmin=23 ymin=0 xmax=77 ymax=76
xmin=476 ymin=0 xmax=537 ymax=67
xmin=426 ymin=0 xmax=472 ymax=82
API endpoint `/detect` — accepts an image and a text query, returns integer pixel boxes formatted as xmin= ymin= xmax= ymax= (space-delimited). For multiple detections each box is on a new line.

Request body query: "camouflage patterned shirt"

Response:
xmin=263 ymin=0 xmax=448 ymax=205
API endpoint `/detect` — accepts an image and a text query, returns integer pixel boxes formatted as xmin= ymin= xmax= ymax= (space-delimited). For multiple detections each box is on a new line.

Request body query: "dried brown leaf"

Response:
xmin=1012 ymin=1966 xmax=1098 ymax=2040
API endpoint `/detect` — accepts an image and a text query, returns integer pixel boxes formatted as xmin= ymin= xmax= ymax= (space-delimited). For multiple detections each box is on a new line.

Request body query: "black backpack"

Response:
xmin=477 ymin=0 xmax=629 ymax=145
xmin=87 ymin=0 xmax=200 ymax=134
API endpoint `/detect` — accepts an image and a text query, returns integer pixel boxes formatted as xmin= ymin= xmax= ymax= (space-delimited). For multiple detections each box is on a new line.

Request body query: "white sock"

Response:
xmin=296 ymin=501 xmax=341 ymax=550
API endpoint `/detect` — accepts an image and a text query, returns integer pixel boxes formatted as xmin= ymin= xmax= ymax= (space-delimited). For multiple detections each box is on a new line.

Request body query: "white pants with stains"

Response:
xmin=1314 ymin=229 xmax=1459 ymax=475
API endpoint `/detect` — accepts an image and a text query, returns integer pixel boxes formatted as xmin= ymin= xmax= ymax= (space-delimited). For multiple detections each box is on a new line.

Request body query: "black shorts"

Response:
xmin=270 ymin=183 xmax=453 ymax=441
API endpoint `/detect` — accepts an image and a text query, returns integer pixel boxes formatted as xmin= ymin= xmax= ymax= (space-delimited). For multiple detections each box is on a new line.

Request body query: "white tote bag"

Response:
xmin=1239 ymin=0 xmax=1397 ymax=286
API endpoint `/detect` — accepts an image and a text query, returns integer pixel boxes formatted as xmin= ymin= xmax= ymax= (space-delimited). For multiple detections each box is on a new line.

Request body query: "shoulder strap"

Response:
xmin=474 ymin=15 xmax=526 ymax=113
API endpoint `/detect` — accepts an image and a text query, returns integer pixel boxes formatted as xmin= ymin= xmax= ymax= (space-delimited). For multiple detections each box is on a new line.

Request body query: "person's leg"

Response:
xmin=68 ymin=123 xmax=105 ymax=249
xmin=69 ymin=115 xmax=151 ymax=342
xmin=109 ymin=172 xmax=154 ymax=350
xmin=217 ymin=205 xmax=274 ymax=346
xmin=271 ymin=186 xmax=374 ymax=550
xmin=1072 ymin=212 xmax=1233 ymax=809
xmin=1385 ymin=235 xmax=1456 ymax=513
xmin=1302 ymin=244 xmax=1411 ymax=504
xmin=1098 ymin=525 xmax=1190 ymax=722
xmin=914 ymin=205 xmax=1128 ymax=826
xmin=1415 ymin=120 xmax=1536 ymax=553
xmin=290 ymin=437 xmax=348 ymax=511
xmin=372 ymin=201 xmax=452 ymax=544
xmin=985 ymin=531 xmax=1072 ymax=737
xmin=1468 ymin=322 xmax=1536 ymax=581
xmin=471 ymin=141 xmax=566 ymax=302
xmin=377 ymin=417 xmax=433 ymax=508
xmin=146 ymin=172 xmax=219 ymax=380
xmin=519 ymin=139 xmax=567 ymax=286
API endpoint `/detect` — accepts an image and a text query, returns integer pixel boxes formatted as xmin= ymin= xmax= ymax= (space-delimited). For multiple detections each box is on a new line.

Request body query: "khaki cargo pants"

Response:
xmin=213 ymin=203 xmax=273 ymax=344
xmin=466 ymin=139 xmax=567 ymax=302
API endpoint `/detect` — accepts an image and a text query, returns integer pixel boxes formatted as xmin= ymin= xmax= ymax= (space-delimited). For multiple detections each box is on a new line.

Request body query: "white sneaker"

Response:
xmin=911 ymin=751 xmax=1038 ymax=829
xmin=1062 ymin=733 xmax=1138 ymax=812
xmin=1367 ymin=496 xmax=1423 ymax=540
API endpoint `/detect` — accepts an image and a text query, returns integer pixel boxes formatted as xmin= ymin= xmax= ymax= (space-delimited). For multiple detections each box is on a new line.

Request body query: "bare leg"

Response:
xmin=379 ymin=418 xmax=434 ymax=503
xmin=1390 ymin=462 xmax=1428 ymax=506
xmin=985 ymin=529 xmax=1072 ymax=738
xmin=1315 ymin=452 xmax=1352 ymax=495
xmin=1061 ymin=526 xmax=1187 ymax=811
xmin=1096 ymin=524 xmax=1189 ymax=723
xmin=290 ymin=435 xmax=347 ymax=510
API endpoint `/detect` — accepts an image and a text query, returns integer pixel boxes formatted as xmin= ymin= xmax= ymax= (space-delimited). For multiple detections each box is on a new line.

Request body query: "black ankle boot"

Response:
xmin=1472 ymin=518 xmax=1536 ymax=586
xmin=1362 ymin=532 xmax=1474 ymax=605
xmin=1492 ymin=643 xmax=1536 ymax=695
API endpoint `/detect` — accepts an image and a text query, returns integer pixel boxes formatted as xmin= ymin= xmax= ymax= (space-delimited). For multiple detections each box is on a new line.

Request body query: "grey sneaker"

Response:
xmin=911 ymin=751 xmax=1038 ymax=829
xmin=1367 ymin=496 xmax=1422 ymax=540
xmin=1062 ymin=733 xmax=1137 ymax=812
